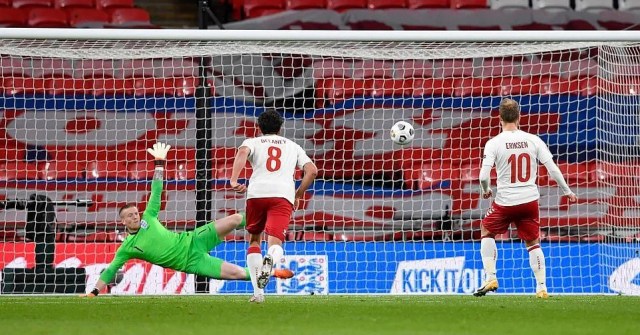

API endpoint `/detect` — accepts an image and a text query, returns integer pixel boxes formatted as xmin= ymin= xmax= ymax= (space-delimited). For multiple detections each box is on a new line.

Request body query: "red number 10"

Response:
xmin=508 ymin=153 xmax=531 ymax=183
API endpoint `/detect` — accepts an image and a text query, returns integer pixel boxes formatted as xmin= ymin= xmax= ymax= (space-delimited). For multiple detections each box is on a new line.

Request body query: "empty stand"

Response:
xmin=30 ymin=58 xmax=74 ymax=78
xmin=407 ymin=0 xmax=450 ymax=8
xmin=575 ymin=0 xmax=614 ymax=12
xmin=85 ymin=161 xmax=128 ymax=179
xmin=490 ymin=0 xmax=529 ymax=9
xmin=67 ymin=8 xmax=109 ymax=27
xmin=54 ymin=0 xmax=93 ymax=9
xmin=618 ymin=0 xmax=640 ymax=11
xmin=0 ymin=161 xmax=39 ymax=180
xmin=286 ymin=0 xmax=327 ymax=9
xmin=451 ymin=0 xmax=488 ymax=8
xmin=27 ymin=7 xmax=68 ymax=27
xmin=0 ymin=7 xmax=28 ymax=27
xmin=351 ymin=60 xmax=393 ymax=79
xmin=39 ymin=161 xmax=82 ymax=180
xmin=109 ymin=7 xmax=153 ymax=27
xmin=12 ymin=0 xmax=52 ymax=9
xmin=327 ymin=0 xmax=367 ymax=11
xmin=95 ymin=0 xmax=132 ymax=11
xmin=368 ymin=0 xmax=407 ymax=8
xmin=532 ymin=0 xmax=572 ymax=10
xmin=243 ymin=0 xmax=284 ymax=18
xmin=394 ymin=59 xmax=434 ymax=78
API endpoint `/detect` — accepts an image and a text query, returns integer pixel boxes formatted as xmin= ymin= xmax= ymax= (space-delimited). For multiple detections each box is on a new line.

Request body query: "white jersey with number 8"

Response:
xmin=481 ymin=129 xmax=554 ymax=206
xmin=240 ymin=135 xmax=313 ymax=205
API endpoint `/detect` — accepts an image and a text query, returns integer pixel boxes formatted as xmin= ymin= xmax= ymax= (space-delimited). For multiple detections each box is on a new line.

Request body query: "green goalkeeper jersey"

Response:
xmin=99 ymin=179 xmax=192 ymax=284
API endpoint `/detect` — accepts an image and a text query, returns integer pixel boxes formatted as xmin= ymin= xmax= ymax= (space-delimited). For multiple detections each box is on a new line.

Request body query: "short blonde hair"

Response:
xmin=499 ymin=98 xmax=520 ymax=123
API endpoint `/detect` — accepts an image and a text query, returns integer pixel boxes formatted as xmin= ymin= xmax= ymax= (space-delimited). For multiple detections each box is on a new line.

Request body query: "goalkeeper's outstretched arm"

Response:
xmin=144 ymin=142 xmax=171 ymax=218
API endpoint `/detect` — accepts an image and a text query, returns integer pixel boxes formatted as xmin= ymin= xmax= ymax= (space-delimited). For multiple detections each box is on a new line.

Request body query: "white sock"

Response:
xmin=267 ymin=244 xmax=284 ymax=265
xmin=481 ymin=237 xmax=497 ymax=281
xmin=247 ymin=250 xmax=264 ymax=296
xmin=528 ymin=244 xmax=546 ymax=292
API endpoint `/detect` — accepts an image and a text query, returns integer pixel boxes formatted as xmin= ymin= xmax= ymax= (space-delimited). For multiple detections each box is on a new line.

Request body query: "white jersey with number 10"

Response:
xmin=481 ymin=129 xmax=554 ymax=206
xmin=240 ymin=135 xmax=312 ymax=205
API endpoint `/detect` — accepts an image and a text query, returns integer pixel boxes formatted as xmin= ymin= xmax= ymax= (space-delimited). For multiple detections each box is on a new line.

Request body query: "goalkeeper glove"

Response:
xmin=147 ymin=142 xmax=171 ymax=162
xmin=79 ymin=288 xmax=100 ymax=298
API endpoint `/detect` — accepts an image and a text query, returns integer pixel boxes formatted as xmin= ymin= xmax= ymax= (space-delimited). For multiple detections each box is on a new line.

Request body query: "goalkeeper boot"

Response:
xmin=473 ymin=278 xmax=499 ymax=297
xmin=272 ymin=268 xmax=294 ymax=279
xmin=249 ymin=294 xmax=264 ymax=304
xmin=257 ymin=255 xmax=274 ymax=289
xmin=536 ymin=290 xmax=549 ymax=299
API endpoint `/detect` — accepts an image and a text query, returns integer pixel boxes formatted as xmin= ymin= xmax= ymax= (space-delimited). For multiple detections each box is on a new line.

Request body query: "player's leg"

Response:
xmin=246 ymin=198 xmax=267 ymax=302
xmin=515 ymin=200 xmax=547 ymax=298
xmin=258 ymin=198 xmax=293 ymax=289
xmin=474 ymin=203 xmax=508 ymax=297
xmin=213 ymin=212 xmax=245 ymax=239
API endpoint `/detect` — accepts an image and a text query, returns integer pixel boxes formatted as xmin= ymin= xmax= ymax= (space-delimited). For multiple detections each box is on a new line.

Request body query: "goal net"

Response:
xmin=0 ymin=30 xmax=639 ymax=295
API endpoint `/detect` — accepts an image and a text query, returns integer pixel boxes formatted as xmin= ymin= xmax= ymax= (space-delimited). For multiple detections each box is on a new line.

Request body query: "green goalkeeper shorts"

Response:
xmin=184 ymin=221 xmax=226 ymax=279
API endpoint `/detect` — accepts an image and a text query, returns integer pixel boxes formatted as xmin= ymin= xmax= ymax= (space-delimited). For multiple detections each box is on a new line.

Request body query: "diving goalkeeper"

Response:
xmin=82 ymin=142 xmax=293 ymax=297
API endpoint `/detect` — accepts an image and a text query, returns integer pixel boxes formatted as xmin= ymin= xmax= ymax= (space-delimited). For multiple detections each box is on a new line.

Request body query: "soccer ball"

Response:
xmin=390 ymin=121 xmax=415 ymax=145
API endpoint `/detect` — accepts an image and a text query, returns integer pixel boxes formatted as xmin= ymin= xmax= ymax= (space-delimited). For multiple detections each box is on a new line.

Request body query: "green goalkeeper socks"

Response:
xmin=244 ymin=267 xmax=251 ymax=280
xmin=238 ymin=212 xmax=246 ymax=229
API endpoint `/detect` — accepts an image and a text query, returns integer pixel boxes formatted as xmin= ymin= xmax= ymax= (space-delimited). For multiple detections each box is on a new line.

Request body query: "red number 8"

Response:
xmin=266 ymin=146 xmax=282 ymax=172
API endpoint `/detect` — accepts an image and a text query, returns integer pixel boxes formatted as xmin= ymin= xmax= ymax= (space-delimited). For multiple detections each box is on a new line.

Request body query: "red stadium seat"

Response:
xmin=312 ymin=59 xmax=353 ymax=78
xmin=370 ymin=78 xmax=415 ymax=97
xmin=477 ymin=58 xmax=520 ymax=77
xmin=408 ymin=0 xmax=449 ymax=8
xmin=433 ymin=59 xmax=474 ymax=77
xmin=351 ymin=60 xmax=393 ymax=79
xmin=460 ymin=164 xmax=497 ymax=183
xmin=39 ymin=160 xmax=82 ymax=180
xmin=73 ymin=59 xmax=116 ymax=78
xmin=243 ymin=0 xmax=284 ymax=18
xmin=118 ymin=59 xmax=155 ymax=78
xmin=45 ymin=76 xmax=94 ymax=95
xmin=491 ymin=76 xmax=540 ymax=95
xmin=394 ymin=59 xmax=434 ymax=78
xmin=1 ymin=56 xmax=31 ymax=76
xmin=286 ymin=0 xmax=326 ymax=9
xmin=154 ymin=58 xmax=198 ymax=78
xmin=289 ymin=231 xmax=333 ymax=242
xmin=539 ymin=162 xmax=595 ymax=187
xmin=347 ymin=20 xmax=393 ymax=30
xmin=54 ymin=0 xmax=93 ymax=9
xmin=0 ymin=144 xmax=26 ymax=162
xmin=411 ymin=77 xmax=456 ymax=96
xmin=27 ymin=7 xmax=68 ymax=27
xmin=12 ymin=0 xmax=52 ymax=9
xmin=168 ymin=161 xmax=196 ymax=180
xmin=85 ymin=161 xmax=128 ymax=179
xmin=133 ymin=77 xmax=198 ymax=97
xmin=404 ymin=162 xmax=459 ymax=190
xmin=519 ymin=60 xmax=563 ymax=77
xmin=31 ymin=58 xmax=74 ymax=78
xmin=0 ymin=0 xmax=11 ymax=6
xmin=0 ymin=8 xmax=28 ymax=27
xmin=127 ymin=161 xmax=155 ymax=180
xmin=563 ymin=59 xmax=599 ymax=78
xmin=2 ymin=76 xmax=48 ymax=95
xmin=0 ymin=161 xmax=39 ymax=180
xmin=95 ymin=0 xmax=132 ymax=10
xmin=451 ymin=0 xmax=487 ymax=8
xmin=109 ymin=7 xmax=153 ymax=27
xmin=578 ymin=76 xmax=598 ymax=96
xmin=67 ymin=8 xmax=109 ymax=27
xmin=327 ymin=0 xmax=367 ymax=11
xmin=315 ymin=78 xmax=369 ymax=104
xmin=368 ymin=0 xmax=407 ymax=8
xmin=536 ymin=76 xmax=581 ymax=95
xmin=214 ymin=163 xmax=253 ymax=180
xmin=592 ymin=161 xmax=640 ymax=184
xmin=92 ymin=77 xmax=135 ymax=95
xmin=453 ymin=77 xmax=495 ymax=96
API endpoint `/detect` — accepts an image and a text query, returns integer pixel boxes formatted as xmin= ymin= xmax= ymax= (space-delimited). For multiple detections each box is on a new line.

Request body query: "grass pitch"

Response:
xmin=0 ymin=295 xmax=638 ymax=335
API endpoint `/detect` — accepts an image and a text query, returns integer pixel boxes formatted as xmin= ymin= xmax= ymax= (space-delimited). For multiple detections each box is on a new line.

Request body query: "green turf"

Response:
xmin=0 ymin=295 xmax=638 ymax=335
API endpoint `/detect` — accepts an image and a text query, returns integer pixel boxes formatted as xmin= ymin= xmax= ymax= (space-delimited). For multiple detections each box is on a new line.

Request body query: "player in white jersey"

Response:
xmin=230 ymin=109 xmax=318 ymax=303
xmin=474 ymin=98 xmax=577 ymax=299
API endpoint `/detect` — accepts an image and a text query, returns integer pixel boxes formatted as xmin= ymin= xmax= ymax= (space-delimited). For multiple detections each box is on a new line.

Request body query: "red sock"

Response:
xmin=248 ymin=245 xmax=261 ymax=255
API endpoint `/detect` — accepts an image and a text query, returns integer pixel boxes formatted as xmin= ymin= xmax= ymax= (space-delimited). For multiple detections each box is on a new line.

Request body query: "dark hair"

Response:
xmin=118 ymin=204 xmax=136 ymax=217
xmin=499 ymin=98 xmax=520 ymax=123
xmin=257 ymin=109 xmax=284 ymax=135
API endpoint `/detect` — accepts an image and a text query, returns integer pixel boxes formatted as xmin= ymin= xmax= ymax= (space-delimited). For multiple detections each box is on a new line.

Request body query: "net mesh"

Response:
xmin=0 ymin=37 xmax=639 ymax=295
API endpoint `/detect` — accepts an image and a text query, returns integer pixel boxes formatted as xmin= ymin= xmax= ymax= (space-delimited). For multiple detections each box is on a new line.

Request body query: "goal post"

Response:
xmin=0 ymin=29 xmax=639 ymax=295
